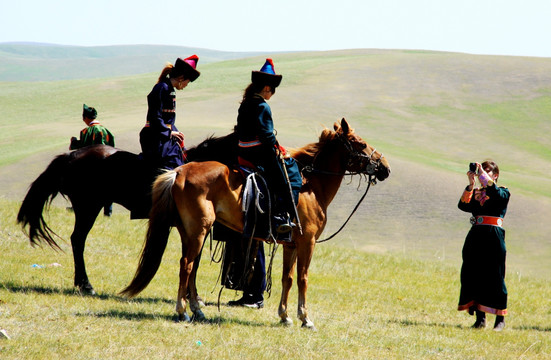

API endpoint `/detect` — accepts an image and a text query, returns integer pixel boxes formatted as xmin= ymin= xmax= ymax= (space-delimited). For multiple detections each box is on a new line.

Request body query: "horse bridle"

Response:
xmin=302 ymin=133 xmax=383 ymax=181
xmin=338 ymin=133 xmax=383 ymax=178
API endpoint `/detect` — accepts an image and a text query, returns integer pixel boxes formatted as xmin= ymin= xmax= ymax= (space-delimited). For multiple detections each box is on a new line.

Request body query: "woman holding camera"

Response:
xmin=457 ymin=160 xmax=510 ymax=331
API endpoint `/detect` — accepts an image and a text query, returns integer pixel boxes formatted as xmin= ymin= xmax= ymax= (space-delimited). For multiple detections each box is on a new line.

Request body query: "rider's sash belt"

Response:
xmin=239 ymin=140 xmax=262 ymax=148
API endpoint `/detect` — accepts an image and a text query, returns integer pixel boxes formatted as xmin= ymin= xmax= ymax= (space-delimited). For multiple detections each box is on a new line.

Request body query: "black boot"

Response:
xmin=493 ymin=316 xmax=505 ymax=331
xmin=228 ymin=294 xmax=264 ymax=309
xmin=273 ymin=212 xmax=296 ymax=234
xmin=472 ymin=310 xmax=486 ymax=329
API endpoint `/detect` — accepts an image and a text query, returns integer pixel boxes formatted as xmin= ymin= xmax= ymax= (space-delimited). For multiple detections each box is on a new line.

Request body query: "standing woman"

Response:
xmin=140 ymin=55 xmax=200 ymax=170
xmin=457 ymin=160 xmax=510 ymax=331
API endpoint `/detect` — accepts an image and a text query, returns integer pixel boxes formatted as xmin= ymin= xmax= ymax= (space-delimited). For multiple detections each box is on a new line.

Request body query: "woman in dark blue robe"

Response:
xmin=140 ymin=55 xmax=200 ymax=170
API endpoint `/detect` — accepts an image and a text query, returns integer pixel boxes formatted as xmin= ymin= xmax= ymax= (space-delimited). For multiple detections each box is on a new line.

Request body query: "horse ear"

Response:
xmin=341 ymin=118 xmax=349 ymax=135
xmin=333 ymin=122 xmax=340 ymax=131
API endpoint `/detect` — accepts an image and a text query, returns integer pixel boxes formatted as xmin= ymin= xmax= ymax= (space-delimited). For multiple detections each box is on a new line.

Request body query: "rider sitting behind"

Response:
xmin=69 ymin=104 xmax=115 ymax=216
xmin=70 ymin=104 xmax=114 ymax=150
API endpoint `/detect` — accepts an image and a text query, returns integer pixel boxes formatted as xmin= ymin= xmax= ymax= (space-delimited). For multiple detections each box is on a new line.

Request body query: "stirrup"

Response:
xmin=276 ymin=222 xmax=296 ymax=234
xmin=273 ymin=212 xmax=296 ymax=234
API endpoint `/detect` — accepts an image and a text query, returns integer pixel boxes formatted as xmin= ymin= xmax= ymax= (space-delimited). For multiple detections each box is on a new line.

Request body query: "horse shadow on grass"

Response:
xmin=0 ymin=281 xmax=172 ymax=305
xmin=79 ymin=310 xmax=269 ymax=327
xmin=78 ymin=299 xmax=272 ymax=327
xmin=1 ymin=281 xmax=271 ymax=327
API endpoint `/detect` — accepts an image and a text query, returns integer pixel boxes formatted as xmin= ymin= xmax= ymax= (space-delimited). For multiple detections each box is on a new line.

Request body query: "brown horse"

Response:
xmin=121 ymin=119 xmax=391 ymax=328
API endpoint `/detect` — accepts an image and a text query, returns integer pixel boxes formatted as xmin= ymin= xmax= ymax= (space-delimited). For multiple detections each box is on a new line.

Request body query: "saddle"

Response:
xmin=240 ymin=167 xmax=293 ymax=243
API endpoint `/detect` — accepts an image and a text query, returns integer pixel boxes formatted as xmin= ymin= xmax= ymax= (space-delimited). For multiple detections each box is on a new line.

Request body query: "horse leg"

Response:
xmin=175 ymin=226 xmax=207 ymax=322
xmin=278 ymin=245 xmax=297 ymax=326
xmin=296 ymin=242 xmax=316 ymax=330
xmin=71 ymin=205 xmax=101 ymax=295
xmin=187 ymin=254 xmax=204 ymax=320
xmin=186 ymin=250 xmax=205 ymax=307
xmin=176 ymin=253 xmax=192 ymax=322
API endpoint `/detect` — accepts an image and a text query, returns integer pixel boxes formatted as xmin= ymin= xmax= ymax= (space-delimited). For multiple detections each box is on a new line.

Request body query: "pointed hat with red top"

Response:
xmin=174 ymin=54 xmax=201 ymax=82
xmin=251 ymin=58 xmax=282 ymax=88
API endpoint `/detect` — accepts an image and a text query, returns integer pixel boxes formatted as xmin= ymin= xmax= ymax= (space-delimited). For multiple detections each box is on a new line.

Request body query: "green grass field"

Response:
xmin=1 ymin=47 xmax=551 ymax=358
xmin=1 ymin=200 xmax=550 ymax=359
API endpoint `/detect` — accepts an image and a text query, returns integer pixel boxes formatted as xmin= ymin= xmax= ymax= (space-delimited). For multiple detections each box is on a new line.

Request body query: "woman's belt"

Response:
xmin=144 ymin=121 xmax=172 ymax=129
xmin=470 ymin=216 xmax=503 ymax=227
xmin=238 ymin=140 xmax=262 ymax=148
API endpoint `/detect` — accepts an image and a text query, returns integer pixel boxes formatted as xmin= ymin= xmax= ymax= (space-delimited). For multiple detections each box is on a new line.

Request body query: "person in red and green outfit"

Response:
xmin=139 ymin=55 xmax=200 ymax=170
xmin=457 ymin=160 xmax=510 ymax=331
xmin=69 ymin=104 xmax=115 ymax=215
xmin=70 ymin=104 xmax=115 ymax=150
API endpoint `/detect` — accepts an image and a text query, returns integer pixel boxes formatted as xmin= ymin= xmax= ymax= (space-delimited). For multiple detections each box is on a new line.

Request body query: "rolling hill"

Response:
xmin=0 ymin=42 xmax=266 ymax=81
xmin=1 ymin=45 xmax=550 ymax=279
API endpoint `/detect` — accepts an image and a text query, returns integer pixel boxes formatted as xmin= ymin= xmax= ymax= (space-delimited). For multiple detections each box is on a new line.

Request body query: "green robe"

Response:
xmin=70 ymin=121 xmax=115 ymax=150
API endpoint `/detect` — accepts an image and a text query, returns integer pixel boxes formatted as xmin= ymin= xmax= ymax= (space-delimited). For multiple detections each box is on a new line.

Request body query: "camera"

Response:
xmin=469 ymin=163 xmax=477 ymax=172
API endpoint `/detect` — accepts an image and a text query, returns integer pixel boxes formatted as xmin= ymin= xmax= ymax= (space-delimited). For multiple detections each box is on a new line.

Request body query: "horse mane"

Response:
xmin=185 ymin=131 xmax=238 ymax=165
xmin=186 ymin=125 xmax=343 ymax=172
xmin=290 ymin=128 xmax=337 ymax=171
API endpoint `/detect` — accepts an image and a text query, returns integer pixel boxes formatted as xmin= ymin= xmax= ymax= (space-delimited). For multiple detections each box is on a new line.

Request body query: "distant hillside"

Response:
xmin=2 ymin=48 xmax=551 ymax=278
xmin=0 ymin=43 xmax=266 ymax=81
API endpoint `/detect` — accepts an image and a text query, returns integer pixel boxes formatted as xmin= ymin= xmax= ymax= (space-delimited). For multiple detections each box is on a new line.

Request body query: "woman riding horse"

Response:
xmin=236 ymin=58 xmax=302 ymax=236
xmin=140 ymin=55 xmax=200 ymax=170
xmin=121 ymin=119 xmax=391 ymax=329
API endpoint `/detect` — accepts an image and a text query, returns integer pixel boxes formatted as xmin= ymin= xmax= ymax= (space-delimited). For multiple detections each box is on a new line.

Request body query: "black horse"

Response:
xmin=17 ymin=133 xmax=238 ymax=295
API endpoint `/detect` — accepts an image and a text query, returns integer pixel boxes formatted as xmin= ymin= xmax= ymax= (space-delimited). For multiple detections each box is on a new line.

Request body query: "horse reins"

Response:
xmin=302 ymin=134 xmax=383 ymax=243
xmin=315 ymin=175 xmax=375 ymax=243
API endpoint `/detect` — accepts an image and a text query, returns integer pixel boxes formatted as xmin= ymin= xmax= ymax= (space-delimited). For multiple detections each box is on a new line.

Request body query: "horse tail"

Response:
xmin=121 ymin=170 xmax=178 ymax=298
xmin=17 ymin=154 xmax=70 ymax=251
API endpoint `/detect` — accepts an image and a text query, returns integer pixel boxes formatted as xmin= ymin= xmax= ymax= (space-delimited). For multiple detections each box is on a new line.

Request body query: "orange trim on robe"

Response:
xmin=461 ymin=189 xmax=473 ymax=203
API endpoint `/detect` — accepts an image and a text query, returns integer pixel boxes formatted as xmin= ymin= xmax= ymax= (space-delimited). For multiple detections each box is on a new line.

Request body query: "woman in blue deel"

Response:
xmin=235 ymin=58 xmax=302 ymax=236
xmin=140 ymin=55 xmax=200 ymax=170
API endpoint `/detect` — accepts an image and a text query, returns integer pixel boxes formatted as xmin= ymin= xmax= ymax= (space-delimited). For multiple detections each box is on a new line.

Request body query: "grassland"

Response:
xmin=1 ymin=199 xmax=550 ymax=359
xmin=1 ymin=47 xmax=551 ymax=358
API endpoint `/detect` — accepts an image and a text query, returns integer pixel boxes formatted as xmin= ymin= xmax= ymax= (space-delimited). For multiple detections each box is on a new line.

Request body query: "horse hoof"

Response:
xmin=78 ymin=285 xmax=96 ymax=296
xmin=280 ymin=317 xmax=293 ymax=326
xmin=178 ymin=313 xmax=191 ymax=323
xmin=301 ymin=321 xmax=316 ymax=331
xmin=191 ymin=310 xmax=206 ymax=323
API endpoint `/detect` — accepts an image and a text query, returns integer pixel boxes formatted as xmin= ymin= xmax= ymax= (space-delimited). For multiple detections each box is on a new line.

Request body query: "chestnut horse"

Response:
xmin=121 ymin=119 xmax=391 ymax=329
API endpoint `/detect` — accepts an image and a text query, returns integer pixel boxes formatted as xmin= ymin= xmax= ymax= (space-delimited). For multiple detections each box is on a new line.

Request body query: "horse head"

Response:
xmin=334 ymin=118 xmax=391 ymax=182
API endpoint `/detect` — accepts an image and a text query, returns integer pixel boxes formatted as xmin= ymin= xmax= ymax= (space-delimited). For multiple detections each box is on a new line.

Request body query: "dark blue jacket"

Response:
xmin=140 ymin=78 xmax=184 ymax=169
xmin=236 ymin=94 xmax=302 ymax=205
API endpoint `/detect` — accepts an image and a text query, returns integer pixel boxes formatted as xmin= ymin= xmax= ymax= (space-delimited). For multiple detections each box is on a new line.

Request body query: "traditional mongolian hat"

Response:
xmin=173 ymin=55 xmax=201 ymax=82
xmin=252 ymin=58 xmax=282 ymax=88
xmin=82 ymin=104 xmax=97 ymax=119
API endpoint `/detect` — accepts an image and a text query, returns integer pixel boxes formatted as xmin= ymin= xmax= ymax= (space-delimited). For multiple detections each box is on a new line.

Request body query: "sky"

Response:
xmin=1 ymin=0 xmax=550 ymax=57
